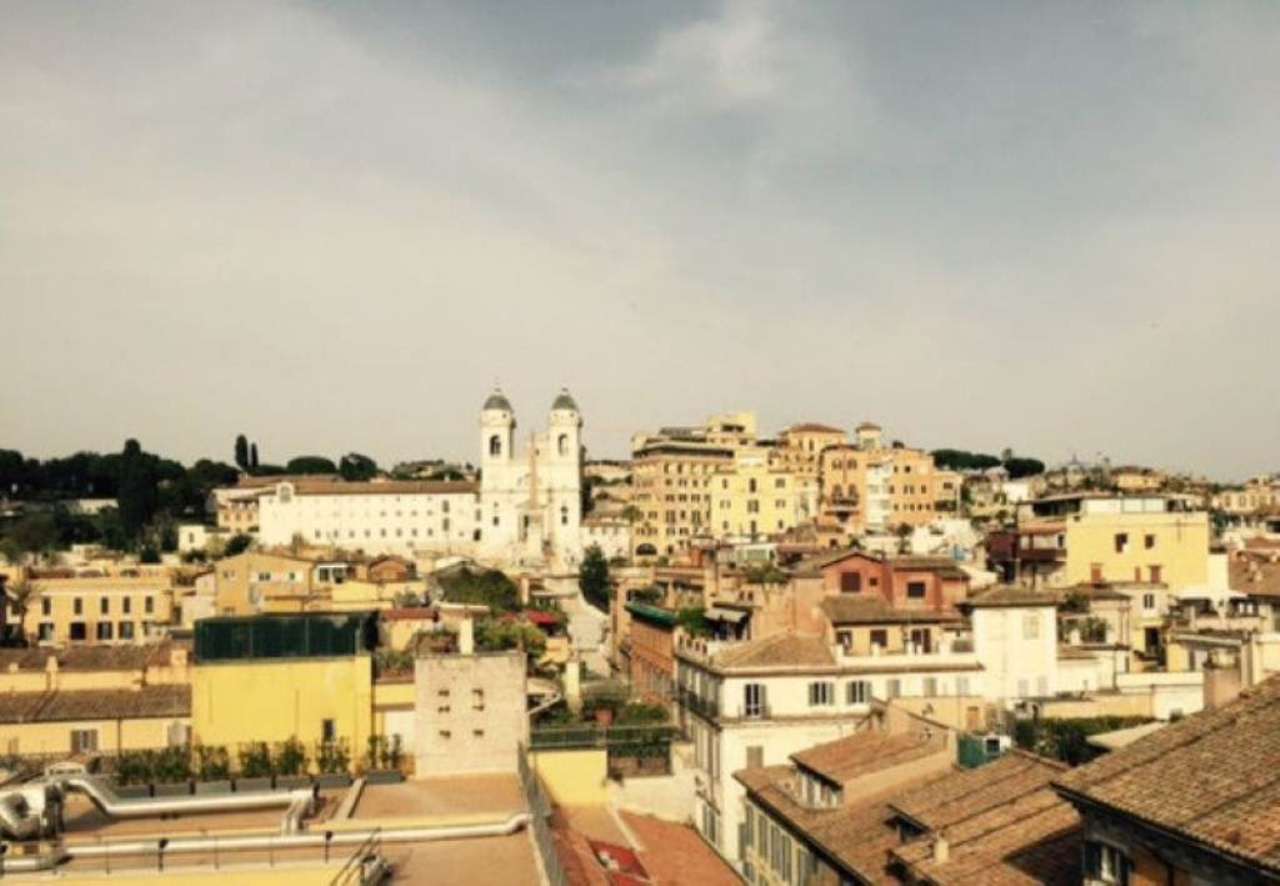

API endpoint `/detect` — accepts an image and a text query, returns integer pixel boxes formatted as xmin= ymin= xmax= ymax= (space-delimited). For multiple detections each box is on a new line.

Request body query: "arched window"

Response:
xmin=560 ymin=505 xmax=569 ymax=526
xmin=832 ymin=484 xmax=843 ymax=499
xmin=557 ymin=433 xmax=568 ymax=456
xmin=489 ymin=435 xmax=502 ymax=456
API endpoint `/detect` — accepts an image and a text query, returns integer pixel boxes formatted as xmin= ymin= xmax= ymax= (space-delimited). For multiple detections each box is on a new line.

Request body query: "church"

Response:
xmin=255 ymin=389 xmax=585 ymax=568
xmin=478 ymin=387 xmax=584 ymax=567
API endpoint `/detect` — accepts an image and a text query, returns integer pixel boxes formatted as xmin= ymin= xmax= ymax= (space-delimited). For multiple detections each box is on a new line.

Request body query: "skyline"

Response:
xmin=4 ymin=2 xmax=1278 ymax=478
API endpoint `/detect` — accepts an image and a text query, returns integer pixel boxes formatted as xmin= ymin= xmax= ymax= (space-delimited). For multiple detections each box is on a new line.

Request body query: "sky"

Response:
xmin=2 ymin=1 xmax=1277 ymax=481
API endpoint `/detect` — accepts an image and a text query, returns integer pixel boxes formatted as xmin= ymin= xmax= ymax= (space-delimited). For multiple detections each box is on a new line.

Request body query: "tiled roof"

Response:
xmin=735 ymin=764 xmax=929 ymax=883
xmin=792 ymin=730 xmax=943 ymax=785
xmin=964 ymin=586 xmax=1061 ymax=608
xmin=892 ymin=786 xmax=1081 ymax=885
xmin=0 ymin=644 xmax=176 ymax=673
xmin=820 ymin=596 xmax=963 ymax=626
xmin=1229 ymin=550 xmax=1280 ymax=599
xmin=711 ymin=632 xmax=835 ymax=670
xmin=0 ymin=684 xmax=191 ymax=724
xmin=287 ymin=480 xmax=478 ymax=497
xmin=892 ymin=750 xmax=1069 ymax=831
xmin=786 ymin=423 xmax=845 ymax=435
xmin=1053 ymin=674 xmax=1280 ymax=874
xmin=1062 ymin=582 xmax=1132 ymax=603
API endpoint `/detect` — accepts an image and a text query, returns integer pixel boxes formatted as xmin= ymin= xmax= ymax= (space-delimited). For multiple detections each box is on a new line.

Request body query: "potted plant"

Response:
xmin=236 ymin=741 xmax=274 ymax=792
xmin=274 ymin=738 xmax=311 ymax=788
xmin=194 ymin=745 xmax=232 ymax=794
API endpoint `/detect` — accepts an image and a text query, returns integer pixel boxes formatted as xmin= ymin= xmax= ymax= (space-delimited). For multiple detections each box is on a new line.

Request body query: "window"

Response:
xmin=96 ymin=622 xmax=113 ymax=641
xmin=907 ymin=581 xmax=927 ymax=599
xmin=122 ymin=596 xmax=131 ymax=614
xmin=321 ymin=719 xmax=336 ymax=743
xmin=38 ymin=623 xmax=54 ymax=642
xmin=1144 ymin=533 xmax=1156 ymax=550
xmin=839 ymin=572 xmax=862 ymax=593
xmin=885 ymin=679 xmax=901 ymax=698
xmin=1114 ymin=533 xmax=1129 ymax=554
xmin=923 ymin=677 xmax=938 ymax=696
xmin=1142 ymin=593 xmax=1155 ymax=611
xmin=1023 ymin=613 xmax=1040 ymax=639
xmin=1148 ymin=565 xmax=1162 ymax=584
xmin=41 ymin=598 xmax=51 ymax=616
xmin=870 ymin=629 xmax=888 ymax=649
xmin=118 ymin=622 xmax=134 ymax=641
xmin=743 ymin=683 xmax=767 ymax=718
xmin=489 ymin=435 xmax=502 ymax=456
xmin=956 ymin=676 xmax=970 ymax=696
xmin=846 ymin=681 xmax=870 ymax=704
xmin=1084 ymin=840 xmax=1131 ymax=885
xmin=73 ymin=598 xmax=83 ymax=616
xmin=71 ymin=729 xmax=99 ymax=754
xmin=69 ymin=622 xmax=86 ymax=641
xmin=808 ymin=681 xmax=834 ymax=706
xmin=472 ymin=689 xmax=485 ymax=711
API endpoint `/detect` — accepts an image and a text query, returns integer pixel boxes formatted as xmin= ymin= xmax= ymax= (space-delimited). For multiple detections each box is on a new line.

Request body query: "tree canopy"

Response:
xmin=579 ymin=544 xmax=610 ymax=612
xmin=339 ymin=453 xmax=379 ymax=482
xmin=285 ymin=456 xmax=338 ymax=475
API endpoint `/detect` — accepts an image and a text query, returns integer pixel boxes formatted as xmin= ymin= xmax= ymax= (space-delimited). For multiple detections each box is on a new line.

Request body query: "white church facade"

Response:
xmin=255 ymin=389 xmax=585 ymax=569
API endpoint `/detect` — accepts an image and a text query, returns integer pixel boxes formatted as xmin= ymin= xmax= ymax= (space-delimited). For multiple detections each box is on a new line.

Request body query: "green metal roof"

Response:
xmin=626 ymin=602 xmax=678 ymax=627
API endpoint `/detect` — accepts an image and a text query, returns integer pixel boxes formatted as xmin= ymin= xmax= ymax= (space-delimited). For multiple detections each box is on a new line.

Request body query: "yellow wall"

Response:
xmin=709 ymin=461 xmax=803 ymax=539
xmin=19 ymin=577 xmax=175 ymax=645
xmin=1065 ymin=512 xmax=1209 ymax=590
xmin=0 ymin=716 xmax=184 ymax=757
xmin=192 ymin=657 xmax=373 ymax=767
xmin=57 ymin=866 xmax=336 ymax=886
xmin=531 ymin=749 xmax=607 ymax=806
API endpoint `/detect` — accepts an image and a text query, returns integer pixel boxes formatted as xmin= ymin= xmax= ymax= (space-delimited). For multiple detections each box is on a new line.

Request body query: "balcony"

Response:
xmin=835 ymin=639 xmax=979 ymax=669
xmin=677 ymin=687 xmax=721 ymax=720
xmin=1016 ymin=547 xmax=1066 ymax=563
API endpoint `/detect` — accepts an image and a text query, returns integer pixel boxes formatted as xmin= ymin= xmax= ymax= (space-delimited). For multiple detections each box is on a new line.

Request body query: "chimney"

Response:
xmin=933 ymin=834 xmax=949 ymax=865
xmin=459 ymin=617 xmax=475 ymax=655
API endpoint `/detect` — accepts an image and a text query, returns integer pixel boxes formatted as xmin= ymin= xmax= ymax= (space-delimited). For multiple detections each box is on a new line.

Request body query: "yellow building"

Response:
xmin=16 ymin=571 xmax=178 ymax=645
xmin=211 ymin=550 xmax=357 ymax=615
xmin=709 ymin=454 xmax=809 ymax=541
xmin=772 ymin=423 xmax=847 ymax=479
xmin=819 ymin=432 xmax=942 ymax=533
xmin=631 ymin=412 xmax=832 ymax=556
xmin=1010 ymin=494 xmax=1210 ymax=592
xmin=191 ymin=612 xmax=378 ymax=771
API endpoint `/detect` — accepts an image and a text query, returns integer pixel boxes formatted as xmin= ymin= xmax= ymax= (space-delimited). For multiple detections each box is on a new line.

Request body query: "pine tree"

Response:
xmin=234 ymin=435 xmax=249 ymax=470
xmin=250 ymin=443 xmax=259 ymax=470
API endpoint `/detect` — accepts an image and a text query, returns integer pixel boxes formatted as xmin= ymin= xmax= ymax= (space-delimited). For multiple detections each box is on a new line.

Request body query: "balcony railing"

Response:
xmin=677 ymin=688 xmax=721 ymax=719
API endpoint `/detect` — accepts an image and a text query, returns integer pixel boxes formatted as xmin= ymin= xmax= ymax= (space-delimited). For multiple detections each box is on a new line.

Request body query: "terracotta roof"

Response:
xmin=1229 ymin=550 xmax=1280 ymax=599
xmin=710 ymin=632 xmax=835 ymax=670
xmin=735 ymin=764 xmax=928 ymax=883
xmin=892 ymin=750 xmax=1069 ymax=832
xmin=1062 ymin=582 xmax=1132 ymax=603
xmin=0 ymin=644 xmax=177 ymax=673
xmin=285 ymin=480 xmax=478 ymax=497
xmin=892 ymin=785 xmax=1081 ymax=885
xmin=964 ymin=586 xmax=1060 ymax=608
xmin=786 ymin=423 xmax=845 ymax=435
xmin=1053 ymin=675 xmax=1280 ymax=874
xmin=0 ymin=684 xmax=191 ymax=724
xmin=820 ymin=596 xmax=963 ymax=626
xmin=792 ymin=730 xmax=944 ymax=785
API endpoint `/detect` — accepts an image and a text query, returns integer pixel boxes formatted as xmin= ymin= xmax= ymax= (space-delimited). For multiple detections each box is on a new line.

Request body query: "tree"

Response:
xmin=579 ymin=544 xmax=610 ymax=613
xmin=224 ymin=533 xmax=253 ymax=556
xmin=285 ymin=456 xmax=338 ymax=475
xmin=437 ymin=567 xmax=519 ymax=612
xmin=1003 ymin=457 xmax=1046 ymax=479
xmin=895 ymin=523 xmax=913 ymax=554
xmin=249 ymin=443 xmax=259 ymax=470
xmin=4 ymin=576 xmax=38 ymax=645
xmin=476 ymin=619 xmax=546 ymax=658
xmin=339 ymin=453 xmax=378 ymax=482
xmin=234 ymin=435 xmax=249 ymax=471
xmin=116 ymin=439 xmax=157 ymax=543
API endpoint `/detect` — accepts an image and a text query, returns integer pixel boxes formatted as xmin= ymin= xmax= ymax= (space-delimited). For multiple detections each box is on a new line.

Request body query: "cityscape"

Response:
xmin=5 ymin=3 xmax=1279 ymax=885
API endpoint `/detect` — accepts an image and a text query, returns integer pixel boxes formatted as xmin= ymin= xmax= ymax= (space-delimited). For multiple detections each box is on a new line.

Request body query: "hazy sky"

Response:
xmin=3 ymin=2 xmax=1277 ymax=480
